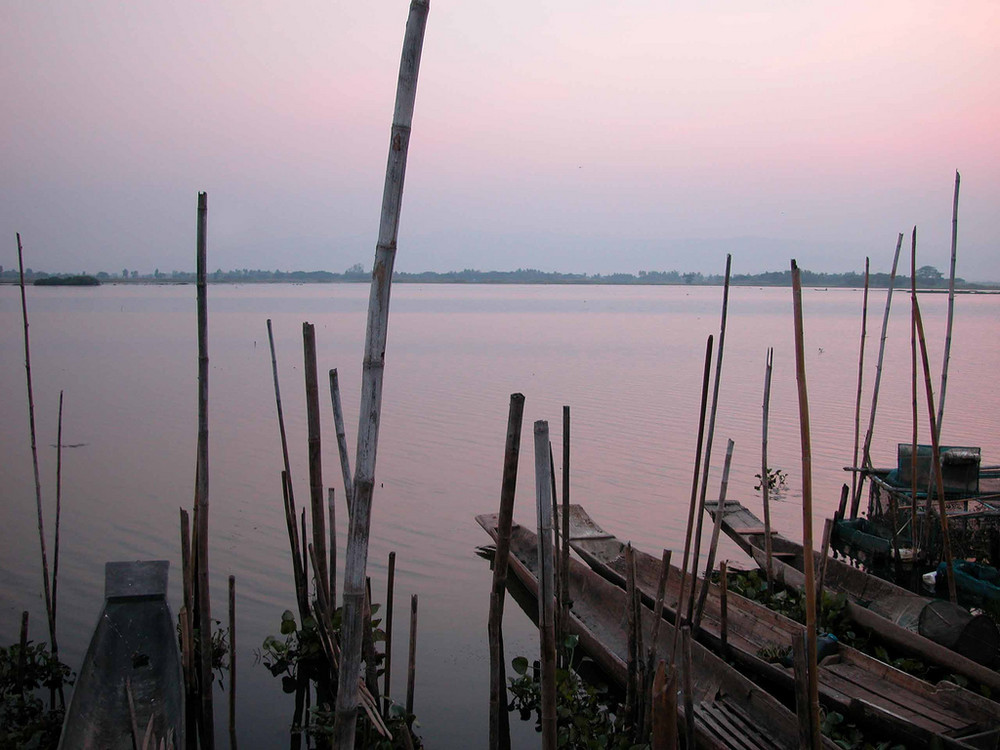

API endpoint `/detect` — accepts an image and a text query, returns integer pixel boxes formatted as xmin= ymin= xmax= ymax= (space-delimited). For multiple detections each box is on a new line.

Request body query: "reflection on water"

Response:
xmin=1 ymin=283 xmax=997 ymax=746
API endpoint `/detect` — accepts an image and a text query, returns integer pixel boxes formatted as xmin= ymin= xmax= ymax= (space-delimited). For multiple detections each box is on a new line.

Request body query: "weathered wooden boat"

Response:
xmin=561 ymin=504 xmax=1000 ymax=749
xmin=477 ymin=513 xmax=835 ymax=750
xmin=58 ymin=560 xmax=184 ymax=750
xmin=707 ymin=499 xmax=1000 ymax=681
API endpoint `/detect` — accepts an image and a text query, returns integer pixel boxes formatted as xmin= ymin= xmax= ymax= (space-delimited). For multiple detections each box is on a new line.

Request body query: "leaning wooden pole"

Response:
xmin=303 ymin=322 xmax=329 ymax=605
xmin=688 ymin=254 xmax=732 ymax=624
xmin=913 ymin=299 xmax=958 ymax=603
xmin=672 ymin=335 xmax=713 ymax=661
xmin=52 ymin=391 xmax=64 ymax=650
xmin=761 ymin=348 xmax=775 ymax=592
xmin=16 ymin=234 xmax=57 ymax=668
xmin=937 ymin=170 xmax=960 ymax=439
xmin=534 ymin=420 xmax=558 ymax=750
xmin=790 ymin=260 xmax=821 ymax=750
xmin=195 ymin=191 xmax=215 ymax=749
xmin=694 ymin=439 xmax=734 ymax=630
xmin=488 ymin=393 xmax=524 ymax=750
xmin=329 ymin=369 xmax=356 ymax=518
xmin=854 ymin=233 xmax=904 ymax=517
xmin=850 ymin=258 xmax=870 ymax=507
xmin=910 ymin=229 xmax=921 ymax=555
xmin=333 ymin=4 xmax=429 ymax=744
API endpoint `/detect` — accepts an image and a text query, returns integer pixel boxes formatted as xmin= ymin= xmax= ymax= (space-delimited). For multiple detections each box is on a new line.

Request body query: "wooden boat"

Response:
xmin=477 ymin=513 xmax=835 ymax=750
xmin=562 ymin=504 xmax=1000 ymax=749
xmin=707 ymin=500 xmax=1000 ymax=680
xmin=58 ymin=561 xmax=184 ymax=750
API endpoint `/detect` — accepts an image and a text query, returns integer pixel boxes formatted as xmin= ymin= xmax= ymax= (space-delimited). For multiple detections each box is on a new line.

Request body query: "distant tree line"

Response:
xmin=2 ymin=263 xmax=996 ymax=290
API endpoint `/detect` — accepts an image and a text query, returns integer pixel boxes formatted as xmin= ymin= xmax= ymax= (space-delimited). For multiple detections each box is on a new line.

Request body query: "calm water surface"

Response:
xmin=2 ymin=283 xmax=998 ymax=747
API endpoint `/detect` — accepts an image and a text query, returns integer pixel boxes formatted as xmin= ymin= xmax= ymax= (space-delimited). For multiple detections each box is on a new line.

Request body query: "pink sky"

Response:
xmin=3 ymin=1 xmax=998 ymax=278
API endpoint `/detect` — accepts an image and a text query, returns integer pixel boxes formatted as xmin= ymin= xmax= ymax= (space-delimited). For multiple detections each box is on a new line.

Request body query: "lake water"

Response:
xmin=2 ymin=282 xmax=998 ymax=747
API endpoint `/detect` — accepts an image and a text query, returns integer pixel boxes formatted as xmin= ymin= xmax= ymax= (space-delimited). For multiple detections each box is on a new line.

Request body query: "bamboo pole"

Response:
xmin=53 ymin=391 xmax=63 ymax=638
xmin=937 ymin=171 xmax=960 ymax=439
xmin=913 ymin=299 xmax=958 ymax=603
xmin=855 ymin=233 xmax=904 ymax=517
xmin=335 ymin=4 xmax=429 ymax=743
xmin=406 ymin=594 xmax=418 ymax=718
xmin=548 ymin=444 xmax=561 ymax=662
xmin=328 ymin=488 xmax=337 ymax=610
xmin=301 ymin=509 xmax=309 ymax=608
xmin=179 ymin=509 xmax=196 ymax=748
xmin=488 ymin=393 xmax=524 ymax=750
xmin=303 ymin=322 xmax=329 ymax=609
xmin=688 ymin=254 xmax=732 ymax=624
xmin=644 ymin=549 xmax=671 ymax=735
xmin=910 ymin=228 xmax=923 ymax=555
xmin=672 ymin=335 xmax=713 ymax=661
xmin=384 ymin=551 xmax=396 ymax=713
xmin=534 ymin=420 xmax=557 ymax=750
xmin=229 ymin=575 xmax=237 ymax=750
xmin=267 ymin=321 xmax=308 ymax=621
xmin=792 ymin=630 xmax=813 ymax=750
xmin=560 ymin=406 xmax=570 ymax=665
xmin=694 ymin=439 xmax=734 ymax=630
xmin=329 ymin=369 xmax=355 ymax=518
xmin=625 ymin=543 xmax=638 ymax=731
xmin=851 ymin=258 xmax=870 ymax=507
xmin=790 ymin=259 xmax=821 ymax=750
xmin=195 ymin=191 xmax=215 ymax=749
xmin=16 ymin=233 xmax=58 ymax=676
xmin=719 ymin=562 xmax=728 ymax=651
xmin=761 ymin=347 xmax=775 ymax=592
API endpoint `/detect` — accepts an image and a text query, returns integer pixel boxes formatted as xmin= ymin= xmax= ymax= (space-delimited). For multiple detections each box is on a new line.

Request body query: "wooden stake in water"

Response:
xmin=406 ymin=594 xmax=418 ymax=718
xmin=534 ymin=420 xmax=557 ymax=750
xmin=384 ymin=551 xmax=397 ymax=713
xmin=53 ymin=391 xmax=63 ymax=639
xmin=488 ymin=393 xmax=524 ymax=750
xmin=195 ymin=191 xmax=215 ymax=749
xmin=850 ymin=258 xmax=870 ymax=507
xmin=761 ymin=348 xmax=775 ymax=592
xmin=673 ymin=335 xmax=713 ymax=660
xmin=229 ymin=575 xmax=237 ymax=750
xmin=335 ymin=4 xmax=429 ymax=743
xmin=855 ymin=233 xmax=904 ymax=517
xmin=16 ymin=233 xmax=58 ymax=678
xmin=688 ymin=254 xmax=732 ymax=624
xmin=694 ymin=439 xmax=734 ymax=631
xmin=790 ymin=259 xmax=821 ymax=750
xmin=329 ymin=369 xmax=355 ymax=518
xmin=303 ymin=322 xmax=329 ymax=609
xmin=938 ymin=171 xmax=960 ymax=438
xmin=913 ymin=299 xmax=958 ymax=603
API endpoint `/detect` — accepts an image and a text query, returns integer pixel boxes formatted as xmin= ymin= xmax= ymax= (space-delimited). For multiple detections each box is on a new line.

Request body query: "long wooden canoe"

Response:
xmin=562 ymin=504 xmax=1000 ymax=749
xmin=58 ymin=561 xmax=184 ymax=750
xmin=706 ymin=500 xmax=1000 ymax=683
xmin=477 ymin=513 xmax=835 ymax=750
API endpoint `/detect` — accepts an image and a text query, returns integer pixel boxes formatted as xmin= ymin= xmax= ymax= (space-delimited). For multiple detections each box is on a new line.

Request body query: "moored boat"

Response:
xmin=58 ymin=560 xmax=184 ymax=750
xmin=561 ymin=504 xmax=1000 ymax=748
xmin=477 ymin=512 xmax=834 ymax=749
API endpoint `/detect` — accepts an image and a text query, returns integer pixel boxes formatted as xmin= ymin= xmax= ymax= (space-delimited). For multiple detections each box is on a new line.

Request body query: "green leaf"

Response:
xmin=512 ymin=656 xmax=529 ymax=675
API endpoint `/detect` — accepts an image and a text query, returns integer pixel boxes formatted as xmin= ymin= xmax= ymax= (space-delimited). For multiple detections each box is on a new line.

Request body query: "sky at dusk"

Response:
xmin=3 ymin=1 xmax=999 ymax=279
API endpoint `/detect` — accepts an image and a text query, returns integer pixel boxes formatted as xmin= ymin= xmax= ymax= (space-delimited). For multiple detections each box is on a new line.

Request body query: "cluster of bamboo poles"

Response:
xmin=14 ymin=232 xmax=67 ymax=710
xmin=844 ymin=172 xmax=963 ymax=598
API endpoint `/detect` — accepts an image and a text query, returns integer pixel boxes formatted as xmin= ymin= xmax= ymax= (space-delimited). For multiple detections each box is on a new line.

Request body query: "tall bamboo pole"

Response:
xmin=534 ymin=420 xmax=557 ymax=750
xmin=688 ymin=254 xmax=732 ymax=624
xmin=334 ymin=4 xmax=429 ymax=743
xmin=937 ymin=171 xmax=960 ymax=439
xmin=488 ymin=394 xmax=524 ymax=750
xmin=850 ymin=259 xmax=870 ymax=507
xmin=761 ymin=348 xmax=775 ymax=592
xmin=195 ymin=191 xmax=215 ymax=749
xmin=53 ymin=391 xmax=63 ymax=642
xmin=913 ymin=299 xmax=958 ymax=603
xmin=303 ymin=323 xmax=329 ymax=608
xmin=790 ymin=260 xmax=821 ymax=750
xmin=329 ymin=369 xmax=355 ymax=518
xmin=694 ymin=439 xmax=734 ymax=630
xmin=672 ymin=335 xmax=713 ymax=661
xmin=16 ymin=234 xmax=58 ymax=673
xmin=854 ymin=234 xmax=904 ymax=517
xmin=910 ymin=229 xmax=921 ymax=555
